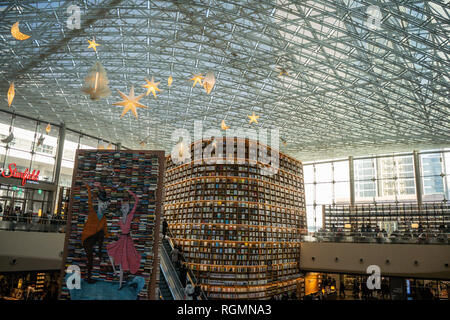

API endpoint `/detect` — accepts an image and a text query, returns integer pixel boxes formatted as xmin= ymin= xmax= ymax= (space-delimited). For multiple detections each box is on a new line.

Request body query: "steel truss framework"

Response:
xmin=0 ymin=0 xmax=449 ymax=161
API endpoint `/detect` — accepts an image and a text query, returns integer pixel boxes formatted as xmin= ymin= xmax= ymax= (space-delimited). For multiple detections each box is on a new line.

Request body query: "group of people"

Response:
xmin=270 ymin=291 xmax=298 ymax=300
xmin=0 ymin=206 xmax=65 ymax=226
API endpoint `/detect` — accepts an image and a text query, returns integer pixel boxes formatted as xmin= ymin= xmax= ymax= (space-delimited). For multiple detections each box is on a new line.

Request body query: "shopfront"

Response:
xmin=0 ymin=174 xmax=56 ymax=222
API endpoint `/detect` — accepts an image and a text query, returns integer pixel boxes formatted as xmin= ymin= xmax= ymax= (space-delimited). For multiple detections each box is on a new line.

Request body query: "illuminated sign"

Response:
xmin=1 ymin=163 xmax=40 ymax=186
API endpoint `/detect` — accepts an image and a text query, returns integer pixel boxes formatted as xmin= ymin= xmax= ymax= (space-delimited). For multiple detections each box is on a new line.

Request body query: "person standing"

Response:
xmin=162 ymin=218 xmax=169 ymax=239
xmin=171 ymin=246 xmax=180 ymax=270
xmin=179 ymin=264 xmax=187 ymax=287
xmin=185 ymin=283 xmax=194 ymax=300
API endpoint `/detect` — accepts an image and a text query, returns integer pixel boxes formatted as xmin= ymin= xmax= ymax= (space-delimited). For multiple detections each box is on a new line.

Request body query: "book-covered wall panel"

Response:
xmin=59 ymin=150 xmax=165 ymax=300
xmin=165 ymin=138 xmax=307 ymax=299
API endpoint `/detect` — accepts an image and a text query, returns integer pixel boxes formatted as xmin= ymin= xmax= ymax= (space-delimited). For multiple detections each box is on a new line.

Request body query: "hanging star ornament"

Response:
xmin=190 ymin=74 xmax=204 ymax=87
xmin=7 ymin=82 xmax=15 ymax=107
xmin=248 ymin=112 xmax=259 ymax=124
xmin=168 ymin=75 xmax=173 ymax=87
xmin=45 ymin=123 xmax=51 ymax=134
xmin=142 ymin=77 xmax=161 ymax=98
xmin=87 ymin=38 xmax=100 ymax=51
xmin=221 ymin=120 xmax=230 ymax=130
xmin=113 ymin=86 xmax=148 ymax=119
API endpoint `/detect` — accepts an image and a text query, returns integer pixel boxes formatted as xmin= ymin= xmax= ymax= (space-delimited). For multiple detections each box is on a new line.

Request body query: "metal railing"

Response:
xmin=303 ymin=231 xmax=450 ymax=245
xmin=0 ymin=217 xmax=66 ymax=233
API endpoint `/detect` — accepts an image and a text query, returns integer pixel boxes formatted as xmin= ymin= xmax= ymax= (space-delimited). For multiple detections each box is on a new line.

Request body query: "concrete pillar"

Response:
xmin=349 ymin=156 xmax=355 ymax=207
xmin=51 ymin=123 xmax=66 ymax=215
xmin=413 ymin=151 xmax=423 ymax=207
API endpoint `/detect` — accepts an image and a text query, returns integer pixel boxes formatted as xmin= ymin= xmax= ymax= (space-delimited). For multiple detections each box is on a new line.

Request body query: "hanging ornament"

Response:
xmin=281 ymin=138 xmax=287 ymax=147
xmin=36 ymin=134 xmax=45 ymax=147
xmin=45 ymin=123 xmax=51 ymax=134
xmin=221 ymin=120 xmax=230 ymax=130
xmin=1 ymin=132 xmax=14 ymax=144
xmin=248 ymin=112 xmax=259 ymax=124
xmin=168 ymin=75 xmax=173 ymax=87
xmin=87 ymin=38 xmax=100 ymax=51
xmin=140 ymin=140 xmax=147 ymax=147
xmin=142 ymin=77 xmax=161 ymax=98
xmin=11 ymin=22 xmax=31 ymax=40
xmin=113 ymin=86 xmax=148 ymax=119
xmin=277 ymin=67 xmax=288 ymax=77
xmin=7 ymin=82 xmax=15 ymax=107
xmin=190 ymin=74 xmax=204 ymax=87
xmin=97 ymin=140 xmax=105 ymax=149
xmin=106 ymin=143 xmax=113 ymax=150
xmin=81 ymin=61 xmax=111 ymax=100
xmin=203 ymin=71 xmax=215 ymax=94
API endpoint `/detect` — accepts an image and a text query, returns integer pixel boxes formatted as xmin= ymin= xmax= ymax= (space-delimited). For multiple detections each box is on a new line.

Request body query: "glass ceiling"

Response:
xmin=0 ymin=0 xmax=449 ymax=161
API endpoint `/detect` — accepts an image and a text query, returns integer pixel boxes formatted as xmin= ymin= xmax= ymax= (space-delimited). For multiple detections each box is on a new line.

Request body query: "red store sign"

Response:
xmin=1 ymin=163 xmax=40 ymax=186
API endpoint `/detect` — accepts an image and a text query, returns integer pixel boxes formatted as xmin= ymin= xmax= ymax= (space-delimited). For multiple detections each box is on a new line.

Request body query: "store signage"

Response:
xmin=1 ymin=163 xmax=40 ymax=186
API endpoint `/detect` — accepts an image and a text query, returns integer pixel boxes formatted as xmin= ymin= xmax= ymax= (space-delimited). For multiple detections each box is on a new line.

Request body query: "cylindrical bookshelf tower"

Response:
xmin=164 ymin=138 xmax=307 ymax=299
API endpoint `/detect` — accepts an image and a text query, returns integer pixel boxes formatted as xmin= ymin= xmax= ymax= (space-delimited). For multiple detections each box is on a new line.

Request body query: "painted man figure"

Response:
xmin=81 ymin=182 xmax=110 ymax=283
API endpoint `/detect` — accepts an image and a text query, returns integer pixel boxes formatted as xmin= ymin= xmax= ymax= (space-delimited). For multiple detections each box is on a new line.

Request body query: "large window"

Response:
xmin=304 ymin=150 xmax=450 ymax=232
xmin=421 ymin=152 xmax=450 ymax=202
xmin=304 ymin=159 xmax=350 ymax=232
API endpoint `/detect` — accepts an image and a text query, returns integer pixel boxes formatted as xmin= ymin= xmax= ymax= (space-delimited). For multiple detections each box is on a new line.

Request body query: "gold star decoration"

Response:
xmin=142 ymin=77 xmax=161 ymax=98
xmin=190 ymin=74 xmax=204 ymax=87
xmin=87 ymin=38 xmax=100 ymax=52
xmin=45 ymin=123 xmax=51 ymax=134
xmin=248 ymin=112 xmax=259 ymax=124
xmin=221 ymin=120 xmax=230 ymax=130
xmin=113 ymin=86 xmax=148 ymax=119
xmin=7 ymin=82 xmax=15 ymax=107
xmin=168 ymin=75 xmax=173 ymax=87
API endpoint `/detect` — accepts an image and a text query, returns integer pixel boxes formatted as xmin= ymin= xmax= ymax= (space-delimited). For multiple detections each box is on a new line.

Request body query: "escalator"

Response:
xmin=158 ymin=233 xmax=208 ymax=300
xmin=159 ymin=267 xmax=174 ymax=300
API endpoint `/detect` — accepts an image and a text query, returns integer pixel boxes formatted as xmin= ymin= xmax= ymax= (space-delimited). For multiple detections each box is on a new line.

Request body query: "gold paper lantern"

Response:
xmin=81 ymin=61 xmax=111 ymax=100
xmin=203 ymin=71 xmax=215 ymax=94
xmin=7 ymin=82 xmax=15 ymax=107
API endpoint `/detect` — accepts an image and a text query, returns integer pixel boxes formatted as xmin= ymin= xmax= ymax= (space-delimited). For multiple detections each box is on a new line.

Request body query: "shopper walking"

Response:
xmin=339 ymin=281 xmax=346 ymax=298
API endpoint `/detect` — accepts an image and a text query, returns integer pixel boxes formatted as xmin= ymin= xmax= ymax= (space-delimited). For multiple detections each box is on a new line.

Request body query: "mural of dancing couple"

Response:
xmin=59 ymin=150 xmax=165 ymax=300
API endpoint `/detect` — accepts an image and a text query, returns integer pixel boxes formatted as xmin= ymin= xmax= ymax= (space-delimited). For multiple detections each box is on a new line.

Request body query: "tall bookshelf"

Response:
xmin=164 ymin=138 xmax=307 ymax=299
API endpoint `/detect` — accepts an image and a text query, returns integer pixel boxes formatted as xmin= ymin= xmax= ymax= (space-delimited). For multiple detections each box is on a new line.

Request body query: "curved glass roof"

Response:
xmin=1 ymin=0 xmax=449 ymax=161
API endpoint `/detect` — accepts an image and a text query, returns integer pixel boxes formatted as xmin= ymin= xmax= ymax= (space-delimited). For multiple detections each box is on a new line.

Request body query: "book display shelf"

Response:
xmin=324 ymin=203 xmax=450 ymax=232
xmin=165 ymin=138 xmax=307 ymax=299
